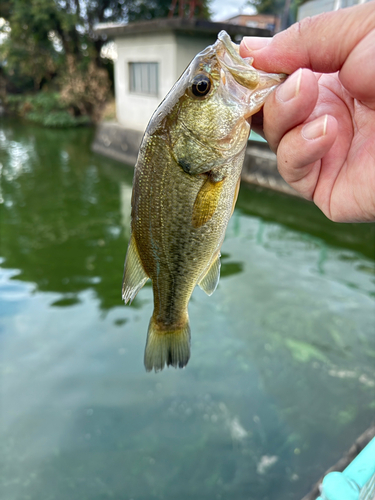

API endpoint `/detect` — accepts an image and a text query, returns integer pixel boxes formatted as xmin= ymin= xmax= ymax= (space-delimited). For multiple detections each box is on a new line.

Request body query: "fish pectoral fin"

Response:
xmin=192 ymin=177 xmax=224 ymax=228
xmin=198 ymin=253 xmax=221 ymax=296
xmin=122 ymin=234 xmax=149 ymax=304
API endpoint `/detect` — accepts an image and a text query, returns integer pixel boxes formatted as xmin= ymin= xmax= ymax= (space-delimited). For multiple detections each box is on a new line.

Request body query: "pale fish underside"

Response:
xmin=122 ymin=31 xmax=286 ymax=372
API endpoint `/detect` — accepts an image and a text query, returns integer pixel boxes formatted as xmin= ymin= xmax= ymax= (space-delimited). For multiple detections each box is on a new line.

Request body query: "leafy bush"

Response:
xmin=4 ymin=56 xmax=111 ymax=128
xmin=28 ymin=110 xmax=90 ymax=127
xmin=58 ymin=56 xmax=111 ymax=124
xmin=5 ymin=91 xmax=91 ymax=128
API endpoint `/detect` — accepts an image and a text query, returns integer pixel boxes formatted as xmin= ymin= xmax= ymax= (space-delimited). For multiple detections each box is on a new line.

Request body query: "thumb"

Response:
xmin=240 ymin=1 xmax=375 ymax=75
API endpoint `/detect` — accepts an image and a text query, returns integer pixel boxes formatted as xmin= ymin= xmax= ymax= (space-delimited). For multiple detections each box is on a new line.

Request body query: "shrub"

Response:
xmin=4 ymin=57 xmax=111 ymax=128
xmin=5 ymin=91 xmax=90 ymax=128
xmin=58 ymin=56 xmax=111 ymax=124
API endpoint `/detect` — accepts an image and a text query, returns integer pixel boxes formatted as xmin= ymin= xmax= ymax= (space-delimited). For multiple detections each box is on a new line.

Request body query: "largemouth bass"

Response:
xmin=122 ymin=31 xmax=285 ymax=372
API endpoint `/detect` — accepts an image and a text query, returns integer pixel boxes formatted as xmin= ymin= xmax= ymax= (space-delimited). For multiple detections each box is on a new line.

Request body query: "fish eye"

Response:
xmin=190 ymin=74 xmax=212 ymax=98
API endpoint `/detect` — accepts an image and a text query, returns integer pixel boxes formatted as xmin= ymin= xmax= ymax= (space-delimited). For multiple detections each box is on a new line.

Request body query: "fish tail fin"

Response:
xmin=144 ymin=315 xmax=191 ymax=373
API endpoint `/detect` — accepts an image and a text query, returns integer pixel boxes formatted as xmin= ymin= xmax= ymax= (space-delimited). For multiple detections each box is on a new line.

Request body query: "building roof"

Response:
xmin=223 ymin=13 xmax=280 ymax=34
xmin=94 ymin=17 xmax=273 ymax=39
xmin=225 ymin=13 xmax=278 ymax=21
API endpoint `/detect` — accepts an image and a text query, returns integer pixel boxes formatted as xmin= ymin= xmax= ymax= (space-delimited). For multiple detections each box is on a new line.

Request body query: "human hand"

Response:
xmin=240 ymin=1 xmax=375 ymax=222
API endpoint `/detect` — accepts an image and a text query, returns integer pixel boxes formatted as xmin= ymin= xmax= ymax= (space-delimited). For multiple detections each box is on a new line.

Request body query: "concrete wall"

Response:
xmin=298 ymin=0 xmax=369 ymax=20
xmin=175 ymin=34 xmax=216 ymax=81
xmin=114 ymin=32 xmax=218 ymax=132
xmin=298 ymin=0 xmax=335 ymax=19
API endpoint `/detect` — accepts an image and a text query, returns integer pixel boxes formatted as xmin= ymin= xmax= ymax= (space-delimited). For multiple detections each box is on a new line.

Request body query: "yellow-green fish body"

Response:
xmin=122 ymin=31 xmax=285 ymax=372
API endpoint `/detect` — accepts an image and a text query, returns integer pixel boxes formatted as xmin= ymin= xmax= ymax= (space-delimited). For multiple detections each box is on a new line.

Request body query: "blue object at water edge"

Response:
xmin=317 ymin=438 xmax=375 ymax=500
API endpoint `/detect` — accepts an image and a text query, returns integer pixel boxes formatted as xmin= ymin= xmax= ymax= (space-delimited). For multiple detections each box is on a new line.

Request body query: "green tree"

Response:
xmin=0 ymin=0 xmax=210 ymax=124
xmin=248 ymin=0 xmax=285 ymax=14
xmin=1 ymin=0 xmax=109 ymax=91
xmin=0 ymin=0 xmax=211 ymax=92
xmin=246 ymin=0 xmax=302 ymax=29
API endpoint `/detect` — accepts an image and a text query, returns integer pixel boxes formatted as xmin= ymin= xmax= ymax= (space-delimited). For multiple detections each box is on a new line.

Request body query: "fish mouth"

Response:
xmin=214 ymin=30 xmax=287 ymax=94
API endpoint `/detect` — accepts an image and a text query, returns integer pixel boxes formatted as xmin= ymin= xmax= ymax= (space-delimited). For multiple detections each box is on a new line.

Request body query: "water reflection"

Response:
xmin=0 ymin=121 xmax=135 ymax=310
xmin=0 ymin=118 xmax=374 ymax=500
xmin=120 ymin=181 xmax=132 ymax=240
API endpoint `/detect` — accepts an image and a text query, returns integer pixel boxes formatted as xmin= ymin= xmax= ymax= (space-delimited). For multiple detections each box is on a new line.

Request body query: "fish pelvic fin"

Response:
xmin=192 ymin=177 xmax=224 ymax=228
xmin=144 ymin=315 xmax=191 ymax=373
xmin=122 ymin=234 xmax=149 ymax=304
xmin=198 ymin=252 xmax=221 ymax=296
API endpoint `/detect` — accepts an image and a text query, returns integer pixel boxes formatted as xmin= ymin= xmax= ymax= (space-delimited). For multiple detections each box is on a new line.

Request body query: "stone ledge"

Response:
xmin=243 ymin=143 xmax=299 ymax=197
xmin=92 ymin=121 xmax=144 ymax=166
xmin=92 ymin=121 xmax=300 ymax=197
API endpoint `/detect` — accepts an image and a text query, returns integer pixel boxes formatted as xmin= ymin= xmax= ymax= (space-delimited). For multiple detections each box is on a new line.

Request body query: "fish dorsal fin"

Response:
xmin=198 ymin=253 xmax=221 ymax=296
xmin=192 ymin=177 xmax=224 ymax=228
xmin=122 ymin=234 xmax=149 ymax=304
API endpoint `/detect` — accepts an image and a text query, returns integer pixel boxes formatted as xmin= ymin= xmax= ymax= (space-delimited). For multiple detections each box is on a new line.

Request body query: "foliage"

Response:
xmin=4 ymin=56 xmax=111 ymax=126
xmin=5 ymin=92 xmax=91 ymax=127
xmin=248 ymin=0 xmax=285 ymax=14
xmin=247 ymin=0 xmax=302 ymax=18
xmin=0 ymin=0 xmax=210 ymax=125
xmin=0 ymin=37 xmax=57 ymax=93
xmin=126 ymin=0 xmax=211 ymax=22
xmin=0 ymin=0 xmax=211 ymax=91
xmin=100 ymin=99 xmax=117 ymax=122
xmin=58 ymin=55 xmax=111 ymax=123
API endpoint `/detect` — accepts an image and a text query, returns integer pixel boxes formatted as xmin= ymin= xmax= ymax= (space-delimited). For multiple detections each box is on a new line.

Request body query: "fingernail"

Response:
xmin=302 ymin=115 xmax=328 ymax=140
xmin=242 ymin=36 xmax=271 ymax=52
xmin=277 ymin=68 xmax=302 ymax=102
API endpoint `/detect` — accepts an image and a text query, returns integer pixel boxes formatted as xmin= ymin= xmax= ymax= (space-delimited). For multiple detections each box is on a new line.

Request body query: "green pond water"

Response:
xmin=0 ymin=118 xmax=374 ymax=500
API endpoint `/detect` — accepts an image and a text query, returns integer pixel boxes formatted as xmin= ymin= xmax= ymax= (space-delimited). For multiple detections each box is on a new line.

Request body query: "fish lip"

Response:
xmin=216 ymin=31 xmax=241 ymax=60
xmin=214 ymin=30 xmax=259 ymax=90
xmin=214 ymin=30 xmax=287 ymax=92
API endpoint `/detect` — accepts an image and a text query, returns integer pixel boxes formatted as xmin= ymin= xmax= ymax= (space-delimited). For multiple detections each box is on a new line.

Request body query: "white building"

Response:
xmin=95 ymin=18 xmax=272 ymax=133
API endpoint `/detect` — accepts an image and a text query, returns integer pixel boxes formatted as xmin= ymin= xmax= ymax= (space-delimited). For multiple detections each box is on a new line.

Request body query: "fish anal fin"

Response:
xmin=192 ymin=177 xmax=224 ymax=228
xmin=144 ymin=315 xmax=191 ymax=372
xmin=122 ymin=234 xmax=149 ymax=304
xmin=198 ymin=252 xmax=221 ymax=296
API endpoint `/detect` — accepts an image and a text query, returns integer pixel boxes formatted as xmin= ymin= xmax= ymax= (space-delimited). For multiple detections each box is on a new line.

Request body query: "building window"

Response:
xmin=129 ymin=62 xmax=159 ymax=96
